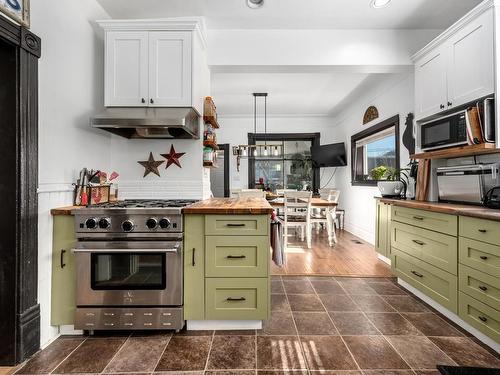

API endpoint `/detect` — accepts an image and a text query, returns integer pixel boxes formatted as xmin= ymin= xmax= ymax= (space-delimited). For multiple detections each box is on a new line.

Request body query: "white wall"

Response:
xmin=329 ymin=73 xmax=414 ymax=244
xmin=31 ymin=0 xmax=111 ymax=347
xmin=216 ymin=116 xmax=339 ymax=190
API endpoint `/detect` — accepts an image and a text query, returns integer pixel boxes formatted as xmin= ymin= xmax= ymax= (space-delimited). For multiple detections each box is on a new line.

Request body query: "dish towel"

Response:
xmin=270 ymin=220 xmax=285 ymax=267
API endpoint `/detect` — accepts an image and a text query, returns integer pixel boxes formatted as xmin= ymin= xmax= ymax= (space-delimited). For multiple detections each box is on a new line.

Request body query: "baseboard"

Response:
xmin=398 ymin=279 xmax=500 ymax=353
xmin=343 ymin=222 xmax=375 ymax=245
xmin=377 ymin=254 xmax=391 ymax=265
xmin=59 ymin=325 xmax=83 ymax=336
xmin=187 ymin=320 xmax=262 ymax=330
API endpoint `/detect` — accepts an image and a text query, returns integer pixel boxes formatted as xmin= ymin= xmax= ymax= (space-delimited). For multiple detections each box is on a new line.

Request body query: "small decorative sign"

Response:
xmin=363 ymin=105 xmax=379 ymax=125
xmin=0 ymin=0 xmax=30 ymax=27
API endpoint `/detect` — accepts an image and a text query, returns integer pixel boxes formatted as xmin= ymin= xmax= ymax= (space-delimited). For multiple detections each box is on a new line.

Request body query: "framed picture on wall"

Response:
xmin=0 ymin=0 xmax=30 ymax=28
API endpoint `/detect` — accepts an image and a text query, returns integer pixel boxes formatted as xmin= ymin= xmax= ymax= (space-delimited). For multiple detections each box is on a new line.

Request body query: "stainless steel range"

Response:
xmin=72 ymin=199 xmax=197 ymax=332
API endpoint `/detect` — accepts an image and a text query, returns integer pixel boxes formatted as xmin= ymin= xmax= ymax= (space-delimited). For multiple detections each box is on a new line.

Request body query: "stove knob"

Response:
xmin=85 ymin=218 xmax=98 ymax=229
xmin=159 ymin=218 xmax=171 ymax=229
xmin=99 ymin=218 xmax=111 ymax=229
xmin=146 ymin=218 xmax=158 ymax=229
xmin=122 ymin=220 xmax=135 ymax=232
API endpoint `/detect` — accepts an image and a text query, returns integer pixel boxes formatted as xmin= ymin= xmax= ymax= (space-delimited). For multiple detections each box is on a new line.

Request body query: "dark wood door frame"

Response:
xmin=0 ymin=16 xmax=41 ymax=365
xmin=217 ymin=143 xmax=230 ymax=197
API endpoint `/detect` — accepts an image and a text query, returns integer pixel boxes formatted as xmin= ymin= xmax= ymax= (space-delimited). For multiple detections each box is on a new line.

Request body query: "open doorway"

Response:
xmin=210 ymin=143 xmax=230 ymax=197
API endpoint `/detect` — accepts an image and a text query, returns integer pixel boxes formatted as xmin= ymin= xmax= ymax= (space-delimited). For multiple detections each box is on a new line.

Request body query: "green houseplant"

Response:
xmin=371 ymin=166 xmax=409 ymax=198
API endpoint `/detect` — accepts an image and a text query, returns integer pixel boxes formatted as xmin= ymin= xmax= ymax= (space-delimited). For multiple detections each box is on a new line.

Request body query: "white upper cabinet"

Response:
xmin=447 ymin=8 xmax=494 ymax=108
xmin=99 ymin=19 xmax=209 ymax=112
xmin=105 ymin=31 xmax=149 ymax=107
xmin=148 ymin=32 xmax=192 ymax=107
xmin=413 ymin=5 xmax=494 ymax=121
xmin=415 ymin=46 xmax=448 ymax=120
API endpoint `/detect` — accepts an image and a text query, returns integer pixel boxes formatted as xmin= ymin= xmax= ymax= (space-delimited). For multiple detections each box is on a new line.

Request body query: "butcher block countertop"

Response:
xmin=183 ymin=197 xmax=273 ymax=215
xmin=378 ymin=197 xmax=500 ymax=222
xmin=51 ymin=206 xmax=84 ymax=216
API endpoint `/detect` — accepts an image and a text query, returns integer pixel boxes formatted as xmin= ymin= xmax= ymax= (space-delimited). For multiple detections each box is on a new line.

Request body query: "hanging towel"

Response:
xmin=270 ymin=220 xmax=285 ymax=267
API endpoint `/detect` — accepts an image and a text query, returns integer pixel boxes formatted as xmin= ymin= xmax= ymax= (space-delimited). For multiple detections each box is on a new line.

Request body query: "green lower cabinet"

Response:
xmin=459 ymin=264 xmax=500 ymax=311
xmin=392 ymin=249 xmax=458 ymax=313
xmin=205 ymin=278 xmax=269 ymax=320
xmin=459 ymin=291 xmax=500 ymax=343
xmin=375 ymin=201 xmax=390 ymax=257
xmin=459 ymin=216 xmax=500 ymax=246
xmin=184 ymin=214 xmax=206 ymax=320
xmin=459 ymin=237 xmax=500 ymax=278
xmin=51 ymin=215 xmax=77 ymax=325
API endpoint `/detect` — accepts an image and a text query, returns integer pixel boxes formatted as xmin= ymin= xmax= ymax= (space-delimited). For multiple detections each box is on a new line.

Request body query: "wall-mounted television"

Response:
xmin=311 ymin=142 xmax=347 ymax=167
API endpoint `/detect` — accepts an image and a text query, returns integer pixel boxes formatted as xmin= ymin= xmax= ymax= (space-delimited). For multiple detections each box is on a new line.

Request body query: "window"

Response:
xmin=351 ymin=115 xmax=400 ymax=186
xmin=248 ymin=133 xmax=320 ymax=191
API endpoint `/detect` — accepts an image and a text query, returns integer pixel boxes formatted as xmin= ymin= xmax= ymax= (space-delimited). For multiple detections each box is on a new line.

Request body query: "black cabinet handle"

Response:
xmin=150 ymin=98 xmax=154 ymax=104
xmin=411 ymin=270 xmax=423 ymax=278
xmin=226 ymin=223 xmax=246 ymax=227
xmin=226 ymin=297 xmax=246 ymax=302
xmin=141 ymin=98 xmax=146 ymax=103
xmin=447 ymin=101 xmax=452 ymax=107
xmin=478 ymin=316 xmax=488 ymax=322
xmin=478 ymin=229 xmax=487 ymax=233
xmin=227 ymin=255 xmax=246 ymax=259
xmin=440 ymin=104 xmax=445 ymax=109
xmin=480 ymin=255 xmax=488 ymax=260
xmin=413 ymin=216 xmax=424 ymax=221
xmin=192 ymin=248 xmax=196 ymax=267
xmin=479 ymin=285 xmax=488 ymax=291
xmin=60 ymin=249 xmax=66 ymax=269
xmin=412 ymin=239 xmax=425 ymax=246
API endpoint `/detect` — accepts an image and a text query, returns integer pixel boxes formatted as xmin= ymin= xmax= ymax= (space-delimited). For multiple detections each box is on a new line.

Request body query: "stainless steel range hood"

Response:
xmin=91 ymin=107 xmax=200 ymax=139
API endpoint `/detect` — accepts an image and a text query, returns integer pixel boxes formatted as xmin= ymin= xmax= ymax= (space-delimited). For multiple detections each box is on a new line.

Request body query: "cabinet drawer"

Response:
xmin=205 ymin=278 xmax=268 ymax=320
xmin=459 ymin=237 xmax=500 ymax=277
xmin=391 ymin=206 xmax=457 ymax=236
xmin=459 ymin=264 xmax=500 ymax=311
xmin=391 ymin=221 xmax=457 ymax=275
xmin=205 ymin=215 xmax=268 ymax=236
xmin=205 ymin=236 xmax=269 ymax=278
xmin=459 ymin=292 xmax=500 ymax=343
xmin=392 ymin=249 xmax=458 ymax=313
xmin=459 ymin=216 xmax=500 ymax=246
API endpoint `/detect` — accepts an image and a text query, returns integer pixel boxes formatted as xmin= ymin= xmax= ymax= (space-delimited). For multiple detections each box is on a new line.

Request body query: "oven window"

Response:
xmin=91 ymin=253 xmax=166 ymax=290
xmin=425 ymin=122 xmax=450 ymax=144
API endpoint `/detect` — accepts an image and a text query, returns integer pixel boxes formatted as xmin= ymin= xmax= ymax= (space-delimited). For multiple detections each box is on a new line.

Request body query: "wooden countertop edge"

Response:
xmin=51 ymin=206 xmax=83 ymax=216
xmin=182 ymin=207 xmax=274 ymax=214
xmin=376 ymin=197 xmax=500 ymax=222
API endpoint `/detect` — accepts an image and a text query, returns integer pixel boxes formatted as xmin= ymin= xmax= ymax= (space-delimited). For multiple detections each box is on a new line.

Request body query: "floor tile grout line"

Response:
xmin=203 ymin=330 xmax=216 ymax=372
xmin=149 ymin=333 xmax=173 ymax=373
xmin=100 ymin=334 xmax=132 ymax=374
xmin=48 ymin=336 xmax=89 ymax=375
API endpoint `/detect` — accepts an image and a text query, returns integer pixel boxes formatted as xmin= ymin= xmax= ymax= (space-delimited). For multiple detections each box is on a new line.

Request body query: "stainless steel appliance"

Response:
xmin=437 ymin=164 xmax=499 ymax=204
xmin=72 ymin=199 xmax=197 ymax=331
xmin=420 ymin=110 xmax=469 ymax=151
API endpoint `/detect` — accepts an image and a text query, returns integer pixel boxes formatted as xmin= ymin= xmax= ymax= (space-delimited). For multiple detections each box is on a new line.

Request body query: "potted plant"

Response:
xmin=371 ymin=166 xmax=409 ymax=199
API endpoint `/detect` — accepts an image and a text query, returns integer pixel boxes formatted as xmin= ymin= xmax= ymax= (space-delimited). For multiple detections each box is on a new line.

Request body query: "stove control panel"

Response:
xmin=75 ymin=213 xmax=182 ymax=234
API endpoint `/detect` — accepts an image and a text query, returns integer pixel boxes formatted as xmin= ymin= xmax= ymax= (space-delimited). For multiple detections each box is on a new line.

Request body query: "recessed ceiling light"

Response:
xmin=247 ymin=0 xmax=264 ymax=9
xmin=371 ymin=0 xmax=392 ymax=8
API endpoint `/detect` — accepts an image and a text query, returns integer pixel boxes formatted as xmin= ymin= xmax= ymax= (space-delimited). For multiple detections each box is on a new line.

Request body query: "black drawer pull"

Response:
xmin=478 ymin=229 xmax=487 ymax=233
xmin=479 ymin=285 xmax=488 ymax=291
xmin=412 ymin=240 xmax=425 ymax=246
xmin=411 ymin=270 xmax=424 ymax=278
xmin=226 ymin=223 xmax=246 ymax=227
xmin=60 ymin=249 xmax=66 ymax=269
xmin=480 ymin=256 xmax=488 ymax=260
xmin=192 ymin=248 xmax=196 ymax=267
xmin=227 ymin=255 xmax=246 ymax=259
xmin=226 ymin=297 xmax=246 ymax=302
xmin=478 ymin=316 xmax=488 ymax=322
xmin=413 ymin=216 xmax=424 ymax=221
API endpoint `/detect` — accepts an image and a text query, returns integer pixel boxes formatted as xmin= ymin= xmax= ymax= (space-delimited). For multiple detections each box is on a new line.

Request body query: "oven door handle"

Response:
xmin=72 ymin=248 xmax=179 ymax=254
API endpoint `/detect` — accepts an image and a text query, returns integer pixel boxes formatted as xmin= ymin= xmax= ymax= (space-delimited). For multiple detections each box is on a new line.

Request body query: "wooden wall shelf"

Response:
xmin=203 ymin=115 xmax=220 ymax=129
xmin=411 ymin=143 xmax=499 ymax=160
xmin=203 ymin=161 xmax=218 ymax=168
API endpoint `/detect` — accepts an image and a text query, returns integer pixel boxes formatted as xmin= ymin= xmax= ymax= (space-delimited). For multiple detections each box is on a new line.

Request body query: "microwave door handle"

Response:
xmin=72 ymin=248 xmax=179 ymax=254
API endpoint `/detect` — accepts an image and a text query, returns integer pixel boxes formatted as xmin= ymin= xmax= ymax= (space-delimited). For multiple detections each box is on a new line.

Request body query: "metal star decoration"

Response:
xmin=138 ymin=152 xmax=164 ymax=177
xmin=161 ymin=145 xmax=186 ymax=169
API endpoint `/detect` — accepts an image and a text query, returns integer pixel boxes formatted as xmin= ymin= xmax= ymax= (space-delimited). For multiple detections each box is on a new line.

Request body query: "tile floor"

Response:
xmin=14 ymin=276 xmax=500 ymax=375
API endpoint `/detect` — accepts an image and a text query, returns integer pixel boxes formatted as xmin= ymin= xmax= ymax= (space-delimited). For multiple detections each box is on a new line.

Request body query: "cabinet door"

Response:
xmin=51 ymin=216 xmax=77 ymax=325
xmin=447 ymin=8 xmax=494 ymax=109
xmin=375 ymin=202 xmax=388 ymax=257
xmin=414 ymin=47 xmax=448 ymax=120
xmin=105 ymin=31 xmax=148 ymax=107
xmin=149 ymin=31 xmax=192 ymax=107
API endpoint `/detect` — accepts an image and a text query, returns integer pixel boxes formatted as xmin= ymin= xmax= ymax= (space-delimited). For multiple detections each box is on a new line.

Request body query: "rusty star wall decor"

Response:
xmin=138 ymin=152 xmax=164 ymax=177
xmin=161 ymin=145 xmax=186 ymax=169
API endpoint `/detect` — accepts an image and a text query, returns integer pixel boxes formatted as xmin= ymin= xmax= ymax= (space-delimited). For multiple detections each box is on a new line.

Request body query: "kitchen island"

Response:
xmin=183 ymin=197 xmax=273 ymax=330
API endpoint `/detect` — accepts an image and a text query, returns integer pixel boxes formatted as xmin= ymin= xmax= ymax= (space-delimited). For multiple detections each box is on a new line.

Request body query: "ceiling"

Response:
xmin=97 ymin=0 xmax=482 ymax=30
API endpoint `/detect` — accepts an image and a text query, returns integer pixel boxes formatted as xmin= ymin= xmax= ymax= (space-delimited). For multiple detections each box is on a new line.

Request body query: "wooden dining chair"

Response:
xmin=311 ymin=189 xmax=340 ymax=246
xmin=237 ymin=189 xmax=266 ymax=198
xmin=278 ymin=191 xmax=313 ymax=249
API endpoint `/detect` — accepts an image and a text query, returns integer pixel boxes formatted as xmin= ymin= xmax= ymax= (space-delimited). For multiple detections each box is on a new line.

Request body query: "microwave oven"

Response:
xmin=420 ymin=110 xmax=468 ymax=151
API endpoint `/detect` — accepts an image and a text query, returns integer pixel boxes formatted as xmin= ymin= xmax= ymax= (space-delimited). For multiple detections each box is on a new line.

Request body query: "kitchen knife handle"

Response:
xmin=226 ymin=297 xmax=246 ymax=302
xmin=60 ymin=249 xmax=66 ymax=269
xmin=411 ymin=270 xmax=424 ymax=278
xmin=192 ymin=248 xmax=196 ymax=267
xmin=412 ymin=239 xmax=425 ymax=246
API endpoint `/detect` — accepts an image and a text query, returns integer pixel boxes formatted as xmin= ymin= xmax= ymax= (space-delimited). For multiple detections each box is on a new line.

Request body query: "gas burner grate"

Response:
xmin=96 ymin=199 xmax=198 ymax=209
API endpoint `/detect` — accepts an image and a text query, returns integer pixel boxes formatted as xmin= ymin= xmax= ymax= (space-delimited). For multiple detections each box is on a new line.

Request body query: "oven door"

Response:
xmin=74 ymin=241 xmax=182 ymax=306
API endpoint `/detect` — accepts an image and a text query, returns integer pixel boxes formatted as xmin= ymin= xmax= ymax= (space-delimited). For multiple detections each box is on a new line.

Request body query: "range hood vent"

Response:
xmin=91 ymin=107 xmax=200 ymax=139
